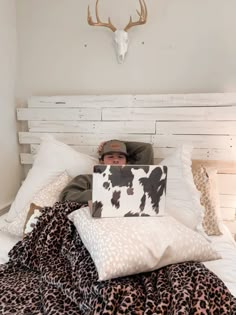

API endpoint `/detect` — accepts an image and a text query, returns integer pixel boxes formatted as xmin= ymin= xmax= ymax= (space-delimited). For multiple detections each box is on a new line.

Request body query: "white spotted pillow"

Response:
xmin=68 ymin=207 xmax=221 ymax=281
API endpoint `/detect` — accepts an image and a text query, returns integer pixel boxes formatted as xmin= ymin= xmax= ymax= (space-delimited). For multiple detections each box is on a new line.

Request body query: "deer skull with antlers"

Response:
xmin=87 ymin=0 xmax=147 ymax=64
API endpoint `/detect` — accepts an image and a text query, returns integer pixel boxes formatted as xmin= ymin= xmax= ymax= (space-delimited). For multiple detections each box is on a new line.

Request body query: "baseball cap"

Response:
xmin=100 ymin=140 xmax=128 ymax=158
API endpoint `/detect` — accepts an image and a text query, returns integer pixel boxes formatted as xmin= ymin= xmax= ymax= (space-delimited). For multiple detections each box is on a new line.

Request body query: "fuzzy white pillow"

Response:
xmin=160 ymin=145 xmax=205 ymax=233
xmin=69 ymin=206 xmax=221 ymax=281
xmin=1 ymin=171 xmax=71 ymax=237
xmin=7 ymin=135 xmax=97 ymax=222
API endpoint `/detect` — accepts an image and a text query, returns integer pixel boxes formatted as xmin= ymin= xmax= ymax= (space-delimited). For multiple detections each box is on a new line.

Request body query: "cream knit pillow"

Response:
xmin=192 ymin=166 xmax=221 ymax=236
xmin=0 ymin=172 xmax=71 ymax=237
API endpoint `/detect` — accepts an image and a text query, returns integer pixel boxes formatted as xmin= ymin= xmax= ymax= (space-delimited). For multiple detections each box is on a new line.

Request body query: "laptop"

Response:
xmin=92 ymin=164 xmax=167 ymax=218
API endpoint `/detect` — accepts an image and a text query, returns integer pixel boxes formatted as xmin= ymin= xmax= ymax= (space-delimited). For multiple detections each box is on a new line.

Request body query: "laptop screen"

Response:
xmin=92 ymin=165 xmax=167 ymax=218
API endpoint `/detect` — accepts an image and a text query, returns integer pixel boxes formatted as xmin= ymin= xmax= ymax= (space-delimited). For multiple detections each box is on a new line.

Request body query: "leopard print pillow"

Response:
xmin=193 ymin=166 xmax=222 ymax=236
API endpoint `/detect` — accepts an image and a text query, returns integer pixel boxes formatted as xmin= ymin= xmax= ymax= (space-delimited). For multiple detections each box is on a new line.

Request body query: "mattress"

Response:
xmin=0 ymin=214 xmax=236 ymax=297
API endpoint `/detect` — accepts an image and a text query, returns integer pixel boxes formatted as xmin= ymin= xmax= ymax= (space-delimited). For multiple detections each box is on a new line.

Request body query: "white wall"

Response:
xmin=0 ymin=0 xmax=21 ymax=210
xmin=15 ymin=0 xmax=236 ymax=103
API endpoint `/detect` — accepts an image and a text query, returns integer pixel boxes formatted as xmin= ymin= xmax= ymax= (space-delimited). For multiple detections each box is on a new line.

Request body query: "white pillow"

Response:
xmin=160 ymin=145 xmax=205 ymax=232
xmin=7 ymin=135 xmax=97 ymax=221
xmin=69 ymin=207 xmax=221 ymax=281
xmin=1 ymin=171 xmax=71 ymax=236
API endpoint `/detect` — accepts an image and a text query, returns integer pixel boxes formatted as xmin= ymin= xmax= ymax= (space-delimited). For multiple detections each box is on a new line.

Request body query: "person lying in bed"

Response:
xmin=59 ymin=139 xmax=153 ymax=204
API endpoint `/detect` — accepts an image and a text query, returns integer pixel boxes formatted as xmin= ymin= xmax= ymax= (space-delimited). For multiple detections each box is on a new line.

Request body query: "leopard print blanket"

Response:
xmin=0 ymin=201 xmax=236 ymax=314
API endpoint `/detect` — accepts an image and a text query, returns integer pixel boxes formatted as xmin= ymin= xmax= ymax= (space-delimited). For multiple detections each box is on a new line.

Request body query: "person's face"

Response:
xmin=102 ymin=152 xmax=127 ymax=165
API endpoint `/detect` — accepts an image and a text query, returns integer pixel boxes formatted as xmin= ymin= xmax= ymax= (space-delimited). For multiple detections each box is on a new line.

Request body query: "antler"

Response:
xmin=124 ymin=0 xmax=147 ymax=32
xmin=87 ymin=0 xmax=117 ymax=32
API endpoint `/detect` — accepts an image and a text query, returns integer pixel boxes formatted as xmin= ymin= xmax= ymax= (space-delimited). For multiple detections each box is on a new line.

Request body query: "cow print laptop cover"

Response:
xmin=92 ymin=165 xmax=167 ymax=218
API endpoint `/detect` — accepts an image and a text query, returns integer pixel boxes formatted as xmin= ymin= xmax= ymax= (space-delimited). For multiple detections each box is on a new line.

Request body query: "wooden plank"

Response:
xmin=134 ymin=93 xmax=236 ymax=107
xmin=19 ymin=132 xmax=152 ymax=146
xmin=28 ymin=95 xmax=133 ymax=108
xmin=152 ymin=135 xmax=234 ymax=149
xmin=28 ymin=120 xmax=155 ymax=134
xmin=154 ymin=147 xmax=236 ymax=161
xmin=19 ymin=135 xmax=236 ymax=163
xmin=200 ymin=150 xmax=236 ymax=162
xmin=17 ymin=108 xmax=101 ymax=121
xmin=31 ymin=147 xmax=202 ymax=164
xmin=219 ymin=194 xmax=236 ymax=208
xmin=193 ymin=160 xmax=236 ymax=173
xmin=20 ymin=150 xmax=236 ymax=170
xmin=30 ymin=144 xmax=98 ymax=156
xmin=207 ymin=107 xmax=236 ymax=120
xmin=28 ymin=93 xmax=236 ymax=108
xmin=103 ymin=107 xmax=206 ymax=121
xmin=218 ymin=174 xmax=236 ymax=195
xmin=223 ymin=221 xmax=236 ymax=234
xmin=20 ymin=153 xmax=34 ymax=164
xmin=102 ymin=107 xmax=236 ymax=121
xmin=155 ymin=121 xmax=236 ymax=135
xmin=154 ymin=148 xmax=210 ymax=160
xmin=21 ymin=133 xmax=231 ymax=152
xmin=22 ymin=145 xmax=235 ymax=163
xmin=220 ymin=208 xmax=236 ymax=221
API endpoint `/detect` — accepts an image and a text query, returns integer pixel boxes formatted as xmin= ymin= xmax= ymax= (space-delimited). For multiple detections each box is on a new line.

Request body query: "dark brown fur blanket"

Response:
xmin=0 ymin=201 xmax=235 ymax=314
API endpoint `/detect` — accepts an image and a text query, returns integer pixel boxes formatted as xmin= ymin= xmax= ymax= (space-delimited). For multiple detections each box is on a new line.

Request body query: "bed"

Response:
xmin=0 ymin=93 xmax=236 ymax=314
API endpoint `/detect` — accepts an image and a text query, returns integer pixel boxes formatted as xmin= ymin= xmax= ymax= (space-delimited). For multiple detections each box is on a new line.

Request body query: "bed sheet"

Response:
xmin=204 ymin=223 xmax=236 ymax=297
xmin=0 ymin=214 xmax=236 ymax=297
xmin=0 ymin=214 xmax=21 ymax=264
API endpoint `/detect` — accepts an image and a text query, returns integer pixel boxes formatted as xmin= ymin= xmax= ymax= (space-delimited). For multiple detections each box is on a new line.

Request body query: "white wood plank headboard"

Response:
xmin=17 ymin=93 xmax=236 ymax=239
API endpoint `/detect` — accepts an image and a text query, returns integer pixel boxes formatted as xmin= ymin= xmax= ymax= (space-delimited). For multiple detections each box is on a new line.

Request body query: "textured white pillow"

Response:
xmin=1 ymin=171 xmax=71 ymax=236
xmin=7 ymin=135 xmax=97 ymax=221
xmin=68 ymin=207 xmax=221 ymax=281
xmin=160 ymin=145 xmax=205 ymax=232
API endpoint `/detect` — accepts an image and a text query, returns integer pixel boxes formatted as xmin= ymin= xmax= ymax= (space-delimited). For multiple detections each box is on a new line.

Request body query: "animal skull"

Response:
xmin=87 ymin=0 xmax=147 ymax=64
xmin=114 ymin=30 xmax=129 ymax=64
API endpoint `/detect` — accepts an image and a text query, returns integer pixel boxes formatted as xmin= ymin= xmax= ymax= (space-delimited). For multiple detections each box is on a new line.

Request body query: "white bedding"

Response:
xmin=0 ymin=214 xmax=21 ymax=264
xmin=0 ymin=214 xmax=236 ymax=297
xmin=204 ymin=223 xmax=236 ymax=297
